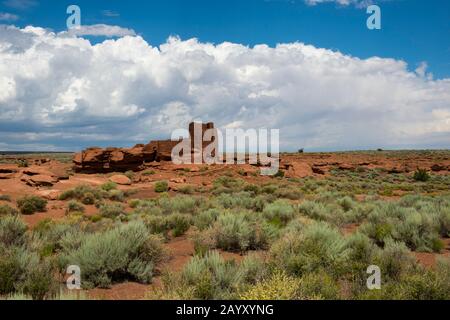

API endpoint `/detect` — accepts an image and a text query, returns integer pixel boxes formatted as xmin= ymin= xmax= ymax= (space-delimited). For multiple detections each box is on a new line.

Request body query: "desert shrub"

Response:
xmin=108 ymin=189 xmax=125 ymax=202
xmin=142 ymin=170 xmax=155 ymax=176
xmin=236 ymin=254 xmax=268 ymax=285
xmin=213 ymin=212 xmax=272 ymax=252
xmin=17 ymin=196 xmax=47 ymax=215
xmin=101 ymin=181 xmax=117 ymax=191
xmin=0 ymin=195 xmax=11 ymax=202
xmin=298 ymin=201 xmax=330 ymax=221
xmin=297 ymin=272 xmax=340 ymax=300
xmin=413 ymin=168 xmax=430 ymax=182
xmin=375 ymin=239 xmax=416 ymax=282
xmin=59 ymin=185 xmax=107 ymax=205
xmin=194 ymin=209 xmax=220 ymax=231
xmin=361 ymin=201 xmax=442 ymax=252
xmin=269 ymin=222 xmax=349 ymax=277
xmin=22 ymin=259 xmax=56 ymax=300
xmin=159 ymin=195 xmax=199 ymax=214
xmin=214 ymin=213 xmax=253 ymax=252
xmin=274 ymin=187 xmax=302 ymax=200
xmin=178 ymin=252 xmax=243 ymax=299
xmin=144 ymin=214 xmax=192 ymax=237
xmin=0 ymin=247 xmax=56 ymax=300
xmin=99 ymin=203 xmax=125 ymax=219
xmin=178 ymin=185 xmax=195 ymax=195
xmin=261 ymin=184 xmax=278 ymax=194
xmin=213 ymin=176 xmax=244 ymax=191
xmin=154 ymin=181 xmax=169 ymax=193
xmin=66 ymin=200 xmax=85 ymax=214
xmin=243 ymin=184 xmax=260 ymax=195
xmin=263 ymin=200 xmax=295 ymax=226
xmin=59 ymin=221 xmax=163 ymax=288
xmin=0 ymin=204 xmax=18 ymax=216
xmin=16 ymin=159 xmax=29 ymax=168
xmin=0 ymin=247 xmax=35 ymax=296
xmin=337 ymin=196 xmax=356 ymax=212
xmin=0 ymin=215 xmax=27 ymax=247
xmin=240 ymin=270 xmax=301 ymax=300
xmin=132 ymin=200 xmax=162 ymax=216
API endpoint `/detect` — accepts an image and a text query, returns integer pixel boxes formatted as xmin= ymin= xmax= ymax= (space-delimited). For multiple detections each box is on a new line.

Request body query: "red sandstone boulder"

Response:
xmin=21 ymin=174 xmax=57 ymax=187
xmin=109 ymin=175 xmax=132 ymax=185
xmin=285 ymin=162 xmax=314 ymax=178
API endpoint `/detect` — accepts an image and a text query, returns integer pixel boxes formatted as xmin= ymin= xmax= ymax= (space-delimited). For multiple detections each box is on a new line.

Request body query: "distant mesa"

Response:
xmin=73 ymin=122 xmax=217 ymax=173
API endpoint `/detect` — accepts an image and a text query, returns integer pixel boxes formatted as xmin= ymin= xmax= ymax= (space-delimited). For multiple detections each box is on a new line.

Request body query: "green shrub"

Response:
xmin=413 ymin=168 xmax=430 ymax=182
xmin=297 ymin=271 xmax=340 ymax=300
xmin=361 ymin=201 xmax=443 ymax=252
xmin=179 ymin=252 xmax=242 ymax=299
xmin=59 ymin=185 xmax=106 ymax=204
xmin=145 ymin=214 xmax=192 ymax=237
xmin=142 ymin=170 xmax=155 ymax=176
xmin=0 ymin=215 xmax=27 ymax=247
xmin=159 ymin=195 xmax=199 ymax=214
xmin=108 ymin=189 xmax=125 ymax=202
xmin=17 ymin=196 xmax=47 ymax=215
xmin=205 ymin=212 xmax=271 ymax=253
xmin=16 ymin=159 xmax=29 ymax=168
xmin=0 ymin=204 xmax=18 ymax=216
xmin=66 ymin=200 xmax=85 ymax=214
xmin=194 ymin=209 xmax=220 ymax=231
xmin=59 ymin=221 xmax=164 ymax=288
xmin=0 ymin=247 xmax=34 ymax=295
xmin=99 ymin=203 xmax=125 ymax=219
xmin=263 ymin=200 xmax=295 ymax=226
xmin=101 ymin=181 xmax=117 ymax=191
xmin=375 ymin=239 xmax=416 ymax=282
xmin=155 ymin=181 xmax=169 ymax=193
xmin=22 ymin=259 xmax=56 ymax=300
xmin=270 ymin=222 xmax=349 ymax=277
xmin=178 ymin=185 xmax=194 ymax=195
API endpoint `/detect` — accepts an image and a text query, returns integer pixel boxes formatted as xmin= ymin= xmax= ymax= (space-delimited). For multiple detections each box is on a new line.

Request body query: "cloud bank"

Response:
xmin=0 ymin=25 xmax=449 ymax=151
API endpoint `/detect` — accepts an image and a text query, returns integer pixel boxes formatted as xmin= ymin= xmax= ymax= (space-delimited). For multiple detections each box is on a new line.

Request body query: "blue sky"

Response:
xmin=2 ymin=0 xmax=449 ymax=78
xmin=0 ymin=0 xmax=449 ymax=151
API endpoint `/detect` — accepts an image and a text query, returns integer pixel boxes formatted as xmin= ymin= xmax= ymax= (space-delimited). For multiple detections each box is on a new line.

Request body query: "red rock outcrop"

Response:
xmin=73 ymin=122 xmax=218 ymax=173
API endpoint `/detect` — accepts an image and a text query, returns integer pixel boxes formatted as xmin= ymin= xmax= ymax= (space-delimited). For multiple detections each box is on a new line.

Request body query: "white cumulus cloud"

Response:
xmin=0 ymin=25 xmax=449 ymax=151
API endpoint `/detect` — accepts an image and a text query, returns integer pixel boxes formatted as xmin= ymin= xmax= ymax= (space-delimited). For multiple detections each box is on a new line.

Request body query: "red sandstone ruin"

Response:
xmin=73 ymin=122 xmax=217 ymax=172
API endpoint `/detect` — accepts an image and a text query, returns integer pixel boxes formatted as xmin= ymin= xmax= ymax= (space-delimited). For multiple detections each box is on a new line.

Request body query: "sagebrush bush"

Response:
xmin=99 ymin=203 xmax=125 ymax=218
xmin=361 ymin=201 xmax=443 ymax=252
xmin=205 ymin=212 xmax=271 ymax=253
xmin=146 ymin=213 xmax=192 ymax=237
xmin=0 ymin=246 xmax=56 ymax=300
xmin=59 ymin=185 xmax=107 ymax=205
xmin=66 ymin=200 xmax=85 ymax=214
xmin=194 ymin=209 xmax=220 ymax=231
xmin=163 ymin=251 xmax=265 ymax=300
xmin=159 ymin=195 xmax=199 ymax=214
xmin=269 ymin=222 xmax=349 ymax=277
xmin=154 ymin=181 xmax=169 ymax=193
xmin=263 ymin=200 xmax=295 ymax=226
xmin=17 ymin=196 xmax=47 ymax=215
xmin=59 ymin=221 xmax=164 ymax=288
xmin=0 ymin=215 xmax=27 ymax=247
xmin=0 ymin=204 xmax=18 ymax=216
xmin=101 ymin=181 xmax=117 ymax=191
